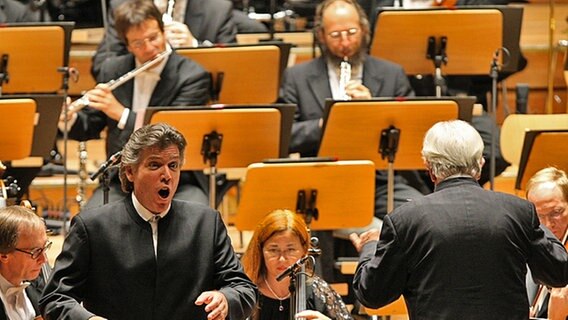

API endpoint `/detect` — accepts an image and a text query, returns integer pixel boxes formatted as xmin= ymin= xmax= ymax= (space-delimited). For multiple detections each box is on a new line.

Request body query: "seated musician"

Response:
xmin=241 ymin=209 xmax=352 ymax=320
xmin=92 ymin=0 xmax=238 ymax=78
xmin=0 ymin=205 xmax=51 ymax=320
xmin=526 ymin=167 xmax=568 ymax=319
xmin=59 ymin=0 xmax=211 ymax=209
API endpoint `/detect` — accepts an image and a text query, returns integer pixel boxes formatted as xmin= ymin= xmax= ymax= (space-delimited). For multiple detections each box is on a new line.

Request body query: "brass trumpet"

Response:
xmin=67 ymin=49 xmax=173 ymax=115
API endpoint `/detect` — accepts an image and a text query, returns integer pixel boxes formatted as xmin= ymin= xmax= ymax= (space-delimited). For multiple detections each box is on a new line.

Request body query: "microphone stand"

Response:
xmin=57 ymin=66 xmax=74 ymax=235
xmin=91 ymin=151 xmax=122 ymax=205
xmin=489 ymin=50 xmax=500 ymax=191
xmin=380 ymin=125 xmax=401 ymax=214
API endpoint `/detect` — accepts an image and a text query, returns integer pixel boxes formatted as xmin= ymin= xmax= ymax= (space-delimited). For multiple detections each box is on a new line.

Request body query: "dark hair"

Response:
xmin=114 ymin=0 xmax=164 ymax=45
xmin=119 ymin=123 xmax=187 ymax=193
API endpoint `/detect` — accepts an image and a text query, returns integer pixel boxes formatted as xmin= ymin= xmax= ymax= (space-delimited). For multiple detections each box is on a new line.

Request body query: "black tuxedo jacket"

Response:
xmin=354 ymin=177 xmax=568 ymax=319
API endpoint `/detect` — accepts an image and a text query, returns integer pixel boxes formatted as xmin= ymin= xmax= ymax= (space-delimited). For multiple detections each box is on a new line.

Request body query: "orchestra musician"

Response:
xmin=526 ymin=167 xmax=568 ymax=319
xmin=278 ymin=0 xmax=423 ymax=220
xmin=351 ymin=120 xmax=568 ymax=319
xmin=92 ymin=0 xmax=237 ymax=78
xmin=241 ymin=209 xmax=352 ymax=320
xmin=0 ymin=205 xmax=51 ymax=320
xmin=59 ymin=0 xmax=211 ymax=209
xmin=40 ymin=123 xmax=257 ymax=320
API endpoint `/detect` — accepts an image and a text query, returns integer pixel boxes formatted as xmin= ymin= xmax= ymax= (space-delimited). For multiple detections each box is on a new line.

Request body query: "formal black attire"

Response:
xmin=353 ymin=177 xmax=568 ymax=320
xmin=40 ymin=197 xmax=257 ymax=319
xmin=68 ymin=52 xmax=211 ymax=208
xmin=92 ymin=0 xmax=237 ymax=78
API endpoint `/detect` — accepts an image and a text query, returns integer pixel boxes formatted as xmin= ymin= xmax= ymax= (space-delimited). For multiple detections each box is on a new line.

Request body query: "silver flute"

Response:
xmin=67 ymin=49 xmax=173 ymax=114
xmin=338 ymin=56 xmax=351 ymax=100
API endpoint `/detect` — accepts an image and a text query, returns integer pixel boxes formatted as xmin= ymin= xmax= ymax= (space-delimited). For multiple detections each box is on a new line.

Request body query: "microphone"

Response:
xmin=276 ymin=255 xmax=311 ymax=282
xmin=90 ymin=151 xmax=122 ymax=181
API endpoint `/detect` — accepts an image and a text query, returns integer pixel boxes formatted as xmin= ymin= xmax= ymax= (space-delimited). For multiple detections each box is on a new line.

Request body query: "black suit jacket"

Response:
xmin=40 ymin=197 xmax=257 ymax=320
xmin=278 ymin=55 xmax=414 ymax=156
xmin=92 ymin=0 xmax=237 ymax=78
xmin=353 ymin=177 xmax=568 ymax=319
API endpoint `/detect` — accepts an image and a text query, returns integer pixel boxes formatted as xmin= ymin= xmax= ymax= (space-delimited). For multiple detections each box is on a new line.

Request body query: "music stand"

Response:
xmin=1 ymin=95 xmax=64 ymax=159
xmin=235 ymin=159 xmax=375 ymax=230
xmin=0 ymin=99 xmax=37 ymax=161
xmin=371 ymin=8 xmax=505 ymax=77
xmin=0 ymin=22 xmax=74 ymax=94
xmin=176 ymin=43 xmax=291 ymax=104
xmin=318 ymin=98 xmax=466 ymax=212
xmin=500 ymin=114 xmax=568 ymax=167
xmin=515 ymin=130 xmax=568 ymax=191
xmin=145 ymin=105 xmax=295 ymax=211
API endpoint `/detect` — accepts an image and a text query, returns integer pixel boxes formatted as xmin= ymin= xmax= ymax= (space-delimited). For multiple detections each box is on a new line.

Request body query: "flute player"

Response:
xmin=58 ymin=0 xmax=211 ymax=209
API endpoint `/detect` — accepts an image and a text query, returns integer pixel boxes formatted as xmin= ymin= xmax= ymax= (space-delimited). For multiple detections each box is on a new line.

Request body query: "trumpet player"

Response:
xmin=60 ymin=0 xmax=211 ymax=209
xmin=92 ymin=0 xmax=237 ymax=78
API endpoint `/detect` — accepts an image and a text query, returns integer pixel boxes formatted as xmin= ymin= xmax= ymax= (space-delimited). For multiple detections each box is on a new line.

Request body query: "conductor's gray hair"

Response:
xmin=422 ymin=120 xmax=484 ymax=181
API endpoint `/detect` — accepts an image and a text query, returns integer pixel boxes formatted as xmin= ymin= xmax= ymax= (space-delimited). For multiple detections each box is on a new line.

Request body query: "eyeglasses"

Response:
xmin=14 ymin=241 xmax=52 ymax=260
xmin=128 ymin=32 xmax=163 ymax=50
xmin=264 ymin=247 xmax=302 ymax=259
xmin=538 ymin=207 xmax=567 ymax=222
xmin=327 ymin=28 xmax=359 ymax=39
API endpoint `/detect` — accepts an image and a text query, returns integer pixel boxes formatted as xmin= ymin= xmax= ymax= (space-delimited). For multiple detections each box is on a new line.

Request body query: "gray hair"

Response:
xmin=422 ymin=120 xmax=484 ymax=181
xmin=119 ymin=123 xmax=187 ymax=193
xmin=0 ymin=206 xmax=45 ymax=254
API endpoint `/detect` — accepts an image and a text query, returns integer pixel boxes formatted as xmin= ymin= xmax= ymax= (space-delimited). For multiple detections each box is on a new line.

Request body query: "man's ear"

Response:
xmin=0 ymin=254 xmax=9 ymax=263
xmin=125 ymin=165 xmax=135 ymax=182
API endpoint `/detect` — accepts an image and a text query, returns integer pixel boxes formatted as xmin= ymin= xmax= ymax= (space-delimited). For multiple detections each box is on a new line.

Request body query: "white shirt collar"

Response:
xmin=131 ymin=193 xmax=170 ymax=222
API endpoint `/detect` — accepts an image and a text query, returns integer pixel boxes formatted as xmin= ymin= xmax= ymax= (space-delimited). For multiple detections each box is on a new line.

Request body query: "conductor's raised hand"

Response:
xmin=349 ymin=228 xmax=381 ymax=253
xmin=195 ymin=290 xmax=229 ymax=320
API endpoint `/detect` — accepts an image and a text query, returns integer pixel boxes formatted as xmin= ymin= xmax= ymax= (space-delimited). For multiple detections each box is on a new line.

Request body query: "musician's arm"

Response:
xmin=353 ymin=215 xmax=407 ymax=309
xmin=40 ymin=216 xmax=98 ymax=320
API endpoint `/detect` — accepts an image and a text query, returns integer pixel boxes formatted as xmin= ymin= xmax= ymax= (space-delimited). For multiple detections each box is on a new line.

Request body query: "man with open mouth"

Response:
xmin=40 ymin=123 xmax=257 ymax=320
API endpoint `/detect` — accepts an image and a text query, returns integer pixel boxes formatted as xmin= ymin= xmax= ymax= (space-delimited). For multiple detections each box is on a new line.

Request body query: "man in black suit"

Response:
xmin=351 ymin=120 xmax=568 ymax=319
xmin=40 ymin=123 xmax=257 ymax=320
xmin=92 ymin=0 xmax=237 ymax=78
xmin=60 ymin=0 xmax=211 ymax=208
xmin=0 ymin=205 xmax=51 ymax=320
